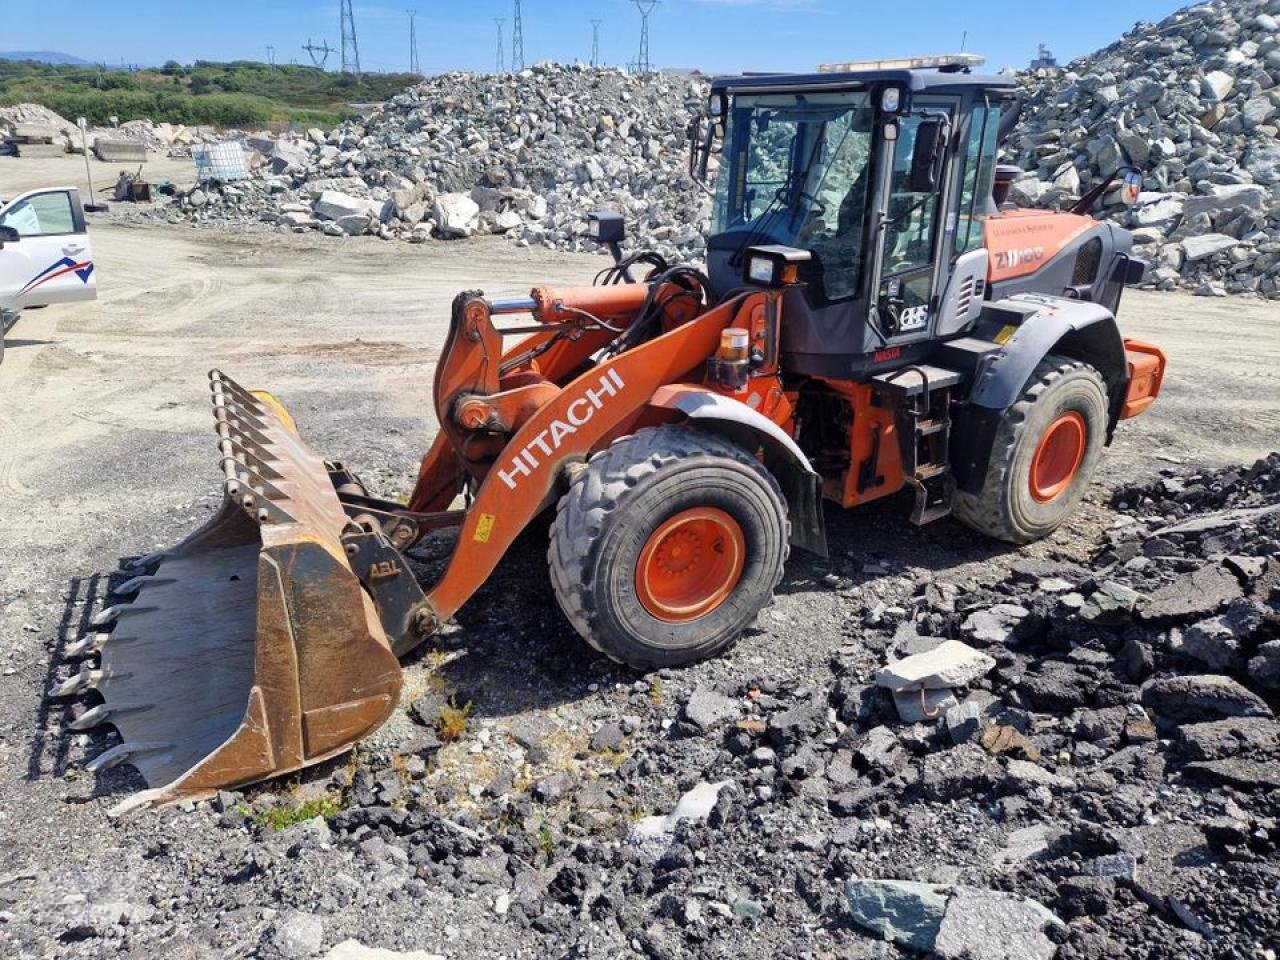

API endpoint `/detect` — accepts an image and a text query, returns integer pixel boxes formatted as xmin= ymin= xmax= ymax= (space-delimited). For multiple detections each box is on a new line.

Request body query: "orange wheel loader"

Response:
xmin=54 ymin=57 xmax=1167 ymax=811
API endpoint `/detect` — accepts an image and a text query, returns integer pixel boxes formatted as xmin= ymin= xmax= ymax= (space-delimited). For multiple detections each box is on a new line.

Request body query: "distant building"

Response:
xmin=1029 ymin=43 xmax=1058 ymax=71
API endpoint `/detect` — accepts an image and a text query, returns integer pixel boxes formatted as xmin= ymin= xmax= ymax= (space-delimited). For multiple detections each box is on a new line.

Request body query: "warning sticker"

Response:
xmin=473 ymin=513 xmax=496 ymax=543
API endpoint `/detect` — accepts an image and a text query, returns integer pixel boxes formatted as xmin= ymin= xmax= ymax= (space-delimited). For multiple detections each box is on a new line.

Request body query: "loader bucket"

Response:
xmin=55 ymin=370 xmax=403 ymax=812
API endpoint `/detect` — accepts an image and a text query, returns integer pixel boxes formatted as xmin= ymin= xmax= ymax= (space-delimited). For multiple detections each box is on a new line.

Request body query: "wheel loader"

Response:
xmin=55 ymin=57 xmax=1168 ymax=811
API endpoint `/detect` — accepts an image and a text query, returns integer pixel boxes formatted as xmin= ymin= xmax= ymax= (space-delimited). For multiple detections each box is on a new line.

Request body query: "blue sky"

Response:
xmin=3 ymin=0 xmax=1187 ymax=75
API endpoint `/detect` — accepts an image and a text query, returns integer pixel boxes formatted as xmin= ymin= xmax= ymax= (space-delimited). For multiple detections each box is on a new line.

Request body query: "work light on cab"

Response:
xmin=742 ymin=245 xmax=812 ymax=288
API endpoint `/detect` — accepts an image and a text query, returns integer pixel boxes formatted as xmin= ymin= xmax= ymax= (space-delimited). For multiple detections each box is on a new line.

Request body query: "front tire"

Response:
xmin=953 ymin=355 xmax=1108 ymax=544
xmin=549 ymin=425 xmax=789 ymax=670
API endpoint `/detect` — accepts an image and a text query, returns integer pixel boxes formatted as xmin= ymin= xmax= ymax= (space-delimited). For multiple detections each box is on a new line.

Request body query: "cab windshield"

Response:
xmin=712 ymin=90 xmax=875 ymax=301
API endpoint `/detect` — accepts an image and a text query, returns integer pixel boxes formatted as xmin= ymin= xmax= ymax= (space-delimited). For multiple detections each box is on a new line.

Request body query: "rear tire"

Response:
xmin=549 ymin=425 xmax=789 ymax=670
xmin=953 ymin=355 xmax=1108 ymax=544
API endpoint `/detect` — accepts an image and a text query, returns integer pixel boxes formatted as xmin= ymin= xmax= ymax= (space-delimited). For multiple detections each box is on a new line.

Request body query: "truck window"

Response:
xmin=0 ymin=192 xmax=76 ymax=237
xmin=954 ymin=105 xmax=1000 ymax=255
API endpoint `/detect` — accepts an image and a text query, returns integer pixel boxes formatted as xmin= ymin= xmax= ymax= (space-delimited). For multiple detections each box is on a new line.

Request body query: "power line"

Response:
xmin=630 ymin=0 xmax=658 ymax=74
xmin=493 ymin=18 xmax=506 ymax=73
xmin=511 ymin=0 xmax=525 ymax=72
xmin=590 ymin=19 xmax=602 ymax=68
xmin=406 ymin=8 xmax=420 ymax=74
xmin=340 ymin=0 xmax=362 ymax=76
xmin=302 ymin=38 xmax=335 ymax=70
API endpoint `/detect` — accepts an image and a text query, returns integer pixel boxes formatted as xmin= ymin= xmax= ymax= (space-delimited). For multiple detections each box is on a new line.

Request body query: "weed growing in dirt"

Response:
xmin=648 ymin=679 xmax=664 ymax=707
xmin=250 ymin=795 xmax=341 ymax=830
xmin=537 ymin=819 xmax=555 ymax=860
xmin=436 ymin=696 xmax=474 ymax=743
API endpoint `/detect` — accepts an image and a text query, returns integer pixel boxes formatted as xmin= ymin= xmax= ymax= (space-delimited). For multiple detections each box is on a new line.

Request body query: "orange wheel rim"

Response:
xmin=635 ymin=507 xmax=746 ymax=623
xmin=1030 ymin=411 xmax=1087 ymax=503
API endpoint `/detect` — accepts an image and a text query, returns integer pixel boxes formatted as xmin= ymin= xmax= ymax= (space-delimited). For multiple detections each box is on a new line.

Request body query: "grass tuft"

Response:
xmin=252 ymin=794 xmax=341 ymax=831
xmin=435 ymin=696 xmax=473 ymax=743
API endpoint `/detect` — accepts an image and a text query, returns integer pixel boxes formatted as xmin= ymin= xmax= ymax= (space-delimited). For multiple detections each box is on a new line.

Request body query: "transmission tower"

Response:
xmin=493 ymin=19 xmax=506 ymax=72
xmin=406 ymin=8 xmax=420 ymax=74
xmin=511 ymin=0 xmax=525 ymax=72
xmin=302 ymin=38 xmax=335 ymax=69
xmin=630 ymin=0 xmax=658 ymax=74
xmin=590 ymin=19 xmax=602 ymax=67
xmin=340 ymin=0 xmax=362 ymax=76
xmin=265 ymin=45 xmax=276 ymax=67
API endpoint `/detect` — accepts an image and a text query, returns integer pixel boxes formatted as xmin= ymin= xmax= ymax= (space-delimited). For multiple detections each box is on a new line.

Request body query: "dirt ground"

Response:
xmin=0 ymin=162 xmax=1277 ymax=959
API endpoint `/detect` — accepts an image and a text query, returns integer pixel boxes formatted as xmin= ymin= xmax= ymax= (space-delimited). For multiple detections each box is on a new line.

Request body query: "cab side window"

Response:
xmin=883 ymin=115 xmax=947 ymax=276
xmin=954 ymin=105 xmax=1000 ymax=255
xmin=0 ymin=192 xmax=76 ymax=237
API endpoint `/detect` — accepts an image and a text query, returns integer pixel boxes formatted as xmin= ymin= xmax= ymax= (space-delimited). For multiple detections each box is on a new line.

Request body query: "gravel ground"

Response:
xmin=0 ymin=208 xmax=1277 ymax=960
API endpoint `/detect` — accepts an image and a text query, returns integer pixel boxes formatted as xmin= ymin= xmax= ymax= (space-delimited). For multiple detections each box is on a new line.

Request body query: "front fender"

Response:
xmin=969 ymin=294 xmax=1128 ymax=417
xmin=649 ymin=384 xmax=827 ymax=558
xmin=953 ymin=294 xmax=1129 ymax=494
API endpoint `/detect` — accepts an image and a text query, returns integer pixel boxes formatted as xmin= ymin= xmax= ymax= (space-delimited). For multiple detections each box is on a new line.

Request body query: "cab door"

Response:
xmin=0 ymin=188 xmax=97 ymax=309
xmin=870 ymin=100 xmax=957 ymax=342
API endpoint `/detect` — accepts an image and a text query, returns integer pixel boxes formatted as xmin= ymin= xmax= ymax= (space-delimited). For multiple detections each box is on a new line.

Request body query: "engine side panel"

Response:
xmin=982 ymin=210 xmax=1097 ymax=284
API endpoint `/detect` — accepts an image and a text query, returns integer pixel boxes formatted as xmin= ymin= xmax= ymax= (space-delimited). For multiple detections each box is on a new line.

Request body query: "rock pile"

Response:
xmin=158 ymin=64 xmax=711 ymax=263
xmin=1008 ymin=0 xmax=1280 ymax=297
xmin=22 ymin=452 xmax=1276 ymax=960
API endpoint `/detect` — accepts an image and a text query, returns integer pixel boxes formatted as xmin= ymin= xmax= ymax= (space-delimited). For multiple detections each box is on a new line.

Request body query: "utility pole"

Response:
xmin=302 ymin=38 xmax=335 ymax=69
xmin=406 ymin=9 xmax=420 ymax=74
xmin=340 ymin=0 xmax=362 ymax=76
xmin=493 ymin=19 xmax=506 ymax=72
xmin=630 ymin=0 xmax=658 ymax=74
xmin=266 ymin=45 xmax=275 ymax=67
xmin=590 ymin=19 xmax=602 ymax=68
xmin=511 ymin=0 xmax=525 ymax=72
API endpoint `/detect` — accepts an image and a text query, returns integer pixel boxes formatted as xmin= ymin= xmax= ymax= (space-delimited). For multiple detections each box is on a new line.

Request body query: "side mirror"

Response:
xmin=687 ymin=116 xmax=716 ymax=183
xmin=585 ymin=211 xmax=625 ymax=245
xmin=909 ymin=118 xmax=947 ymax=194
xmin=586 ymin=211 xmax=633 ymax=279
xmin=0 ymin=225 xmax=19 ymax=248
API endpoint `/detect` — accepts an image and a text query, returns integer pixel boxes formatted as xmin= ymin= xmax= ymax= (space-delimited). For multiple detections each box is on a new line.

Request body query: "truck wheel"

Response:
xmin=549 ymin=425 xmax=789 ymax=670
xmin=954 ymin=355 xmax=1108 ymax=544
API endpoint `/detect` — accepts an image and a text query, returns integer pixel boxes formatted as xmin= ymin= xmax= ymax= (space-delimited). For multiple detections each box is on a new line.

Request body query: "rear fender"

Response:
xmin=954 ymin=294 xmax=1129 ymax=493
xmin=648 ymin=384 xmax=827 ymax=558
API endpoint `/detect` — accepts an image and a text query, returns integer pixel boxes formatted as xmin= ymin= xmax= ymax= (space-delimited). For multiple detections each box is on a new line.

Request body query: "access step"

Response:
xmin=871 ymin=364 xmax=966 ymax=398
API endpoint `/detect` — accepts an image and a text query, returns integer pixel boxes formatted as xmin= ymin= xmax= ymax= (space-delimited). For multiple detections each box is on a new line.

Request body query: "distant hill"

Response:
xmin=0 ymin=51 xmax=91 ymax=66
xmin=0 ymin=59 xmax=422 ymax=128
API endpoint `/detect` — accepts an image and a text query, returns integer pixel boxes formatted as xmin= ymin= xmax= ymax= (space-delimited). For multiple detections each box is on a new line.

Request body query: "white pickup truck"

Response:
xmin=0 ymin=186 xmax=98 ymax=363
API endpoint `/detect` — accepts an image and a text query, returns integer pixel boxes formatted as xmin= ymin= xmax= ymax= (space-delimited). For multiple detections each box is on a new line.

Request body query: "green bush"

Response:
xmin=0 ymin=58 xmax=411 ymax=129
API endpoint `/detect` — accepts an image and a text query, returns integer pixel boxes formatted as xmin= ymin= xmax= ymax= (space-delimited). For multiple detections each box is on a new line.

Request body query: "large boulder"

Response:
xmin=433 ymin=193 xmax=480 ymax=238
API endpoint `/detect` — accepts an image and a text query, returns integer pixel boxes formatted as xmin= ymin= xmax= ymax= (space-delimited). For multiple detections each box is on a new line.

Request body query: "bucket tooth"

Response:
xmin=86 ymin=741 xmax=172 ymax=774
xmin=70 ymin=703 xmax=152 ymax=731
xmin=91 ymin=606 xmax=125 ymax=627
xmin=77 ymin=369 xmax=404 ymax=811
xmin=111 ymin=574 xmax=171 ymax=597
xmin=50 ymin=668 xmax=106 ymax=698
xmin=65 ymin=632 xmax=111 ymax=659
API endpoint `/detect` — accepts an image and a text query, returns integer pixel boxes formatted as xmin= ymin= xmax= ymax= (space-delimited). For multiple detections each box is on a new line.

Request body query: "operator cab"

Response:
xmin=694 ymin=57 xmax=1015 ymax=379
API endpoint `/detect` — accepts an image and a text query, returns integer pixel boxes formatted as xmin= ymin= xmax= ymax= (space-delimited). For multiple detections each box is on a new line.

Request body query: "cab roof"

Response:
xmin=708 ymin=68 xmax=1017 ymax=98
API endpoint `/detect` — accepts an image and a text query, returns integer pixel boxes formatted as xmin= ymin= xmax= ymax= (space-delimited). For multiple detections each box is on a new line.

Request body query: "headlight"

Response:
xmin=741 ymin=244 xmax=813 ymax=287
xmin=586 ymin=219 xmax=601 ymax=239
xmin=747 ymin=256 xmax=776 ymax=285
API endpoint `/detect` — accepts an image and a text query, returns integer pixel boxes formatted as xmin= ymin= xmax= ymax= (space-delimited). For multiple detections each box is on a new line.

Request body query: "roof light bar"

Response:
xmin=818 ymin=54 xmax=986 ymax=74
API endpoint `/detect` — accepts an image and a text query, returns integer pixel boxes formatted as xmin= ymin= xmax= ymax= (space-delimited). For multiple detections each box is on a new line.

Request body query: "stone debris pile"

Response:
xmin=159 ymin=64 xmax=712 ymax=263
xmin=1008 ymin=0 xmax=1280 ymax=297
xmin=19 ymin=453 xmax=1275 ymax=959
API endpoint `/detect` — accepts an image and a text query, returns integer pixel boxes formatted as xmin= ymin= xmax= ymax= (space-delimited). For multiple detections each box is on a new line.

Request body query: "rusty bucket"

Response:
xmin=54 ymin=371 xmax=403 ymax=812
